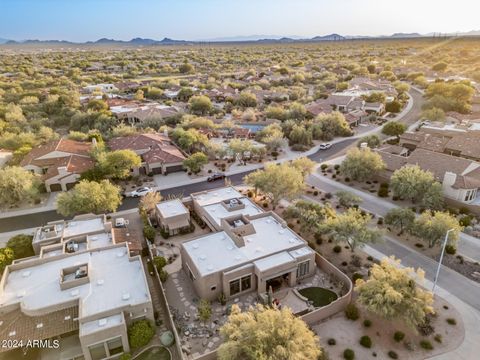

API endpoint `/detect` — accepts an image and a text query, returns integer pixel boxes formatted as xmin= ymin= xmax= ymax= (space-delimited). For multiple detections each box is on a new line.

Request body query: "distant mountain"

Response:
xmin=311 ymin=33 xmax=345 ymax=41
xmin=1 ymin=30 xmax=479 ymax=46
xmin=203 ymin=34 xmax=304 ymax=42
xmin=389 ymin=33 xmax=422 ymax=38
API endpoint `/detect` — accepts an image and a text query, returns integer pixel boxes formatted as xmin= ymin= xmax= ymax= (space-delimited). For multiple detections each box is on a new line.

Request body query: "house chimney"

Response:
xmin=163 ymin=129 xmax=169 ymax=137
xmin=92 ymin=138 xmax=97 ymax=147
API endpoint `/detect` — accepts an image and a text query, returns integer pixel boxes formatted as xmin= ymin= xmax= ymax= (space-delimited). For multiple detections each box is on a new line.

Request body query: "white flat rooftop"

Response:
xmin=203 ymin=197 xmax=262 ymax=226
xmin=156 ymin=199 xmax=189 ymax=218
xmin=80 ymin=313 xmax=124 ymax=336
xmin=192 ymin=187 xmax=242 ymax=207
xmin=254 ymin=251 xmax=296 ymax=272
xmin=0 ymin=245 xmax=150 ymax=319
xmin=63 ymin=218 xmax=104 ymax=238
xmin=182 ymin=215 xmax=305 ymax=276
xmin=87 ymin=233 xmax=112 ymax=249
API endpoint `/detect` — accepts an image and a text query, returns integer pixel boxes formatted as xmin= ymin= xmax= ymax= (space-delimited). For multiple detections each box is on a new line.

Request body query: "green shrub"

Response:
xmin=334 ymin=164 xmax=340 ymax=170
xmin=434 ymin=334 xmax=443 ymax=343
xmin=359 ymin=335 xmax=372 ymax=348
xmin=321 ymin=164 xmax=329 ymax=170
xmin=159 ymin=269 xmax=168 ymax=282
xmin=363 ymin=319 xmax=372 ymax=328
xmin=393 ymin=331 xmax=405 ymax=342
xmin=313 ymin=190 xmax=319 ymax=196
xmin=352 ymin=273 xmax=364 ymax=283
xmin=343 ymin=348 xmax=355 ymax=360
xmin=377 ymin=217 xmax=383 ymax=225
xmin=445 ymin=245 xmax=456 ymax=255
xmin=388 ymin=351 xmax=398 ymax=359
xmin=333 ymin=245 xmax=342 ymax=253
xmin=327 ymin=338 xmax=336 ymax=346
xmin=446 ymin=318 xmax=457 ymax=325
xmin=128 ymin=319 xmax=155 ymax=349
xmin=378 ymin=187 xmax=389 ymax=197
xmin=345 ymin=303 xmax=359 ymax=321
xmin=419 ymin=340 xmax=433 ymax=350
xmin=218 ymin=292 xmax=227 ymax=305
xmin=143 ymin=225 xmax=156 ymax=242
xmin=263 ymin=202 xmax=268 ymax=208
xmin=459 ymin=215 xmax=472 ymax=227
xmin=119 ymin=354 xmax=132 ymax=360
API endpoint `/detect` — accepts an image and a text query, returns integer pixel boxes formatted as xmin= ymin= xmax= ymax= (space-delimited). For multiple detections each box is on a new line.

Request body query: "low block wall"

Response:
xmin=148 ymin=243 xmax=184 ymax=360
xmin=300 ymin=253 xmax=353 ymax=325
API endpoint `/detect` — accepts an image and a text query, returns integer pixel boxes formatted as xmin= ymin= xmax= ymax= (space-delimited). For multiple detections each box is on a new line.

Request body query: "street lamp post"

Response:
xmin=432 ymin=228 xmax=455 ymax=295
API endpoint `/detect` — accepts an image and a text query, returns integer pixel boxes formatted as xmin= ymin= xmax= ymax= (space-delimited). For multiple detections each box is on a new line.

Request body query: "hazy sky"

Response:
xmin=1 ymin=0 xmax=479 ymax=41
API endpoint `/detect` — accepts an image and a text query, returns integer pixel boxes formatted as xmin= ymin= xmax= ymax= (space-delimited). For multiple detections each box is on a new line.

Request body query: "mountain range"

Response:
xmin=2 ymin=30 xmax=480 ymax=46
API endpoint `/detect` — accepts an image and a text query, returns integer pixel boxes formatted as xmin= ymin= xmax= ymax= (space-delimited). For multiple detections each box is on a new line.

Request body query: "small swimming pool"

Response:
xmin=239 ymin=124 xmax=266 ymax=133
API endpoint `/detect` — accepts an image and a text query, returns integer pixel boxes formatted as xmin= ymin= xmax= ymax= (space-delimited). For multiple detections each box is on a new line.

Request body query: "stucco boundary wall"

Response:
xmin=193 ymin=253 xmax=353 ymax=360
xmin=148 ymin=243 xmax=185 ymax=360
xmin=300 ymin=253 xmax=353 ymax=324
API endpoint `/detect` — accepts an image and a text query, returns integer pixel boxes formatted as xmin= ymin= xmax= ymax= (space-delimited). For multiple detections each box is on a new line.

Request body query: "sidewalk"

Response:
xmin=363 ymin=245 xmax=479 ymax=360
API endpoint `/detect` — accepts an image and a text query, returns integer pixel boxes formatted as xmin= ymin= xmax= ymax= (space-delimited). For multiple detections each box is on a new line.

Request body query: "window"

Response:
xmin=465 ymin=190 xmax=471 ymax=202
xmin=211 ymin=285 xmax=217 ymax=291
xmin=229 ymin=279 xmax=240 ymax=295
xmin=297 ymin=261 xmax=310 ymax=278
xmin=107 ymin=337 xmax=123 ymax=356
xmin=88 ymin=343 xmax=106 ymax=360
xmin=241 ymin=275 xmax=251 ymax=291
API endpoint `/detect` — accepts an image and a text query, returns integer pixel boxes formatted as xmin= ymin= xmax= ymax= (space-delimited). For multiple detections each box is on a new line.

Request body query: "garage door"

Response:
xmin=152 ymin=167 xmax=163 ymax=175
xmin=66 ymin=182 xmax=76 ymax=190
xmin=165 ymin=165 xmax=184 ymax=174
xmin=49 ymin=183 xmax=62 ymax=192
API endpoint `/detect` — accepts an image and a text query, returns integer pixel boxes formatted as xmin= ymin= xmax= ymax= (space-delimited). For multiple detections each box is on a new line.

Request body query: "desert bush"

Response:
xmin=345 ymin=303 xmax=360 ymax=321
xmin=393 ymin=331 xmax=405 ymax=342
xmin=359 ymin=335 xmax=372 ymax=348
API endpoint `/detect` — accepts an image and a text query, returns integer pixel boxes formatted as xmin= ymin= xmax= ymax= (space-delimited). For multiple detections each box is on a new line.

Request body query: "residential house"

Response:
xmin=0 ymin=215 xmax=153 ymax=360
xmin=108 ymin=133 xmax=186 ymax=175
xmin=20 ymin=139 xmax=94 ymax=192
xmin=179 ymin=187 xmax=322 ymax=301
xmin=110 ymin=102 xmax=179 ymax=124
xmin=155 ymin=199 xmax=191 ymax=236
xmin=83 ymin=84 xmax=118 ymax=94
xmin=376 ymin=147 xmax=480 ymax=205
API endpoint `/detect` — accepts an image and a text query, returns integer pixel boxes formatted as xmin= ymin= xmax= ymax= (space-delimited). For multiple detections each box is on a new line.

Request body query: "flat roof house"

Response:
xmin=156 ymin=199 xmax=191 ymax=236
xmin=0 ymin=243 xmax=153 ymax=360
xmin=179 ymin=187 xmax=317 ymax=301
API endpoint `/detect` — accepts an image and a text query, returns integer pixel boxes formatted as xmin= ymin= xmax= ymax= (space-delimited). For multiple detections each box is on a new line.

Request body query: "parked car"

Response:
xmin=207 ymin=173 xmax=226 ymax=182
xmin=124 ymin=186 xmax=154 ymax=198
xmin=319 ymin=143 xmax=332 ymax=150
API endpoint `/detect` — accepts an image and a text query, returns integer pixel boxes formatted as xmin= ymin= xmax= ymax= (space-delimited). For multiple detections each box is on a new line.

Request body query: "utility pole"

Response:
xmin=432 ymin=229 xmax=455 ymax=295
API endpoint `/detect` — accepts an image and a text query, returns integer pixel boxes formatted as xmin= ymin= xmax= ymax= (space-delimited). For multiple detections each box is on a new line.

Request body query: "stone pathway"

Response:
xmin=142 ymin=257 xmax=168 ymax=334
